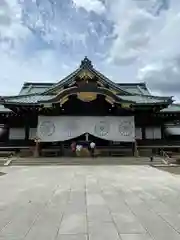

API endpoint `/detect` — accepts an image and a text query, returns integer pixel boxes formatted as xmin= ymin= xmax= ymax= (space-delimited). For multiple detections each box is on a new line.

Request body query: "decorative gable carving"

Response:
xmin=77 ymin=69 xmax=94 ymax=80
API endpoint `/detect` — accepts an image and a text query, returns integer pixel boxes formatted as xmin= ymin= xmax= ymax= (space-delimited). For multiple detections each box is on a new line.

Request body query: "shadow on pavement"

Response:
xmin=156 ymin=166 xmax=180 ymax=175
xmin=0 ymin=172 xmax=6 ymax=177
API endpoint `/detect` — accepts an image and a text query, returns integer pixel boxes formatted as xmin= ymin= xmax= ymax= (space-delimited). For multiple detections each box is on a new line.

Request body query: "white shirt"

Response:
xmin=76 ymin=145 xmax=82 ymax=151
xmin=90 ymin=142 xmax=95 ymax=149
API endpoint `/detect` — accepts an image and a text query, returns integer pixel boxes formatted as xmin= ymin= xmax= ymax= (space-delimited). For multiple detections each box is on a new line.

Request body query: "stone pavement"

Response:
xmin=0 ymin=165 xmax=180 ymax=239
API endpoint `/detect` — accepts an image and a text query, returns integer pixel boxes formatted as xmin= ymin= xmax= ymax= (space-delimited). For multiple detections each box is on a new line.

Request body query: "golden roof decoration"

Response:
xmin=78 ymin=69 xmax=94 ymax=79
xmin=77 ymin=92 xmax=97 ymax=102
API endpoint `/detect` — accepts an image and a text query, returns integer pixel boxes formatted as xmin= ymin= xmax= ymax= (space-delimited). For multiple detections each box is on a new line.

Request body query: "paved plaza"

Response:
xmin=1 ymin=165 xmax=180 ymax=239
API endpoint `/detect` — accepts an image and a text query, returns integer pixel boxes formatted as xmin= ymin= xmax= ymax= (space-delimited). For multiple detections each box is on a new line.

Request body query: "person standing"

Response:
xmin=76 ymin=144 xmax=83 ymax=157
xmin=90 ymin=141 xmax=96 ymax=157
xmin=71 ymin=141 xmax=76 ymax=157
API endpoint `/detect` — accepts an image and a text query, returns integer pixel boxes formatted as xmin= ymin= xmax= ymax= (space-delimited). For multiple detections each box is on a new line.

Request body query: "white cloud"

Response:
xmin=107 ymin=0 xmax=158 ymax=64
xmin=0 ymin=0 xmax=31 ymax=56
xmin=137 ymin=1 xmax=180 ymax=98
xmin=0 ymin=49 xmax=74 ymax=95
xmin=0 ymin=0 xmax=75 ymax=95
xmin=105 ymin=0 xmax=180 ymax=99
xmin=72 ymin=0 xmax=105 ymax=14
xmin=0 ymin=1 xmax=34 ymax=95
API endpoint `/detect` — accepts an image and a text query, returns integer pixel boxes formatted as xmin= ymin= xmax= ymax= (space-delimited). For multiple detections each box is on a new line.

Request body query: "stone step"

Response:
xmin=9 ymin=157 xmax=164 ymax=166
xmin=12 ymin=163 xmax=156 ymax=166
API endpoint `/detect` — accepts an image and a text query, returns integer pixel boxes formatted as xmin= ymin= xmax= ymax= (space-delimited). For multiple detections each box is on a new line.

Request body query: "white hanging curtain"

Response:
xmin=145 ymin=127 xmax=161 ymax=139
xmin=135 ymin=128 xmax=142 ymax=140
xmin=145 ymin=128 xmax=154 ymax=139
xmin=29 ymin=128 xmax=37 ymax=139
xmin=37 ymin=116 xmax=135 ymax=142
xmin=9 ymin=128 xmax=25 ymax=140
xmin=153 ymin=128 xmax=161 ymax=139
xmin=0 ymin=125 xmax=7 ymax=139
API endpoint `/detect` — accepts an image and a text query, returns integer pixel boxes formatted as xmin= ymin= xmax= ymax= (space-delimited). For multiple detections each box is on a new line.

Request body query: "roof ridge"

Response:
xmin=91 ymin=68 xmax=131 ymax=95
xmin=43 ymin=68 xmax=81 ymax=94
xmin=136 ymin=85 xmax=145 ymax=95
xmin=118 ymin=82 xmax=146 ymax=85
xmin=23 ymin=82 xmax=54 ymax=85
xmin=43 ymin=58 xmax=132 ymax=95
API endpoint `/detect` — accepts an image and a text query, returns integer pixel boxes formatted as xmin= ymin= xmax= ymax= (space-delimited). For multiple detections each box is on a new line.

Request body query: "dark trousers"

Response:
xmin=90 ymin=148 xmax=95 ymax=157
xmin=71 ymin=150 xmax=76 ymax=157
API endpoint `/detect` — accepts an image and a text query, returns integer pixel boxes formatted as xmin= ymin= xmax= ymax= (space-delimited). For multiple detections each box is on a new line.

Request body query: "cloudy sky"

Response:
xmin=0 ymin=0 xmax=179 ymax=100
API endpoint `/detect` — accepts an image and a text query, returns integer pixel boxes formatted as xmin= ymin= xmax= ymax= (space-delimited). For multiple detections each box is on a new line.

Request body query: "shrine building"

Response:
xmin=0 ymin=57 xmax=180 ymax=157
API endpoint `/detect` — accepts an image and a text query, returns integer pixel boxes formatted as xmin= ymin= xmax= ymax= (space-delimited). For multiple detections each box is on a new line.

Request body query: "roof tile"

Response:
xmin=118 ymin=95 xmax=170 ymax=104
xmin=161 ymin=104 xmax=180 ymax=112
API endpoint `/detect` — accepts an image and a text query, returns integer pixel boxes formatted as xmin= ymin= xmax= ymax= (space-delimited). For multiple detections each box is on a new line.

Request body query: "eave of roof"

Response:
xmin=0 ymin=92 xmax=172 ymax=106
xmin=0 ymin=104 xmax=11 ymax=112
xmin=1 ymin=94 xmax=54 ymax=105
xmin=161 ymin=104 xmax=180 ymax=112
xmin=118 ymin=95 xmax=172 ymax=105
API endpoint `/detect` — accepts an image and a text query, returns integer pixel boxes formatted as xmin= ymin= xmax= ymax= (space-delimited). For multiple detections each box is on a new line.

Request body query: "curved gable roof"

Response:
xmin=43 ymin=57 xmax=131 ymax=96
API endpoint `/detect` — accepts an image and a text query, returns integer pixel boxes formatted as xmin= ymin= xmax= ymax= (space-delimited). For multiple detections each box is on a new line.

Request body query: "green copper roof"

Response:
xmin=0 ymin=105 xmax=11 ymax=112
xmin=19 ymin=82 xmax=150 ymax=95
xmin=16 ymin=58 xmax=154 ymax=97
xmin=0 ymin=58 xmax=172 ymax=107
xmin=161 ymin=104 xmax=180 ymax=112
xmin=18 ymin=81 xmax=151 ymax=96
xmin=4 ymin=94 xmax=54 ymax=104
xmin=118 ymin=83 xmax=151 ymax=95
xmin=19 ymin=82 xmax=53 ymax=95
xmin=119 ymin=95 xmax=171 ymax=104
xmin=2 ymin=93 xmax=171 ymax=105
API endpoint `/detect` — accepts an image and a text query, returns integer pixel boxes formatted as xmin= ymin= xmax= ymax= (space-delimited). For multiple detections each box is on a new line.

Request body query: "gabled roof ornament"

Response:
xmin=80 ymin=56 xmax=93 ymax=69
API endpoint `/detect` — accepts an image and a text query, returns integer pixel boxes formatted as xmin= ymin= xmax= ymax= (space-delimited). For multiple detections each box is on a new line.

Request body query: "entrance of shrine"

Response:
xmin=37 ymin=116 xmax=135 ymax=157
xmin=37 ymin=116 xmax=135 ymax=143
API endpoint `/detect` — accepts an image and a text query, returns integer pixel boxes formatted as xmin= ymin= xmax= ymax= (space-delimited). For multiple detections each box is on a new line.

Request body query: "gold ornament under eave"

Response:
xmin=77 ymin=92 xmax=97 ymax=102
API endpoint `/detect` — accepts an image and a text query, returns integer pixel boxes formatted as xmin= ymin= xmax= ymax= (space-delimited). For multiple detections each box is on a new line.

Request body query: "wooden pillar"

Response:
xmin=6 ymin=114 xmax=10 ymax=143
xmin=161 ymin=124 xmax=165 ymax=140
xmin=134 ymin=140 xmax=139 ymax=157
xmin=25 ymin=121 xmax=29 ymax=141
xmin=60 ymin=143 xmax=63 ymax=156
xmin=34 ymin=139 xmax=40 ymax=158
xmin=61 ymin=143 xmax=65 ymax=156
xmin=142 ymin=126 xmax=146 ymax=140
